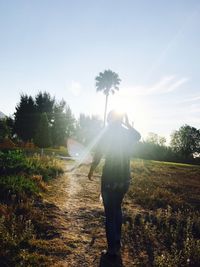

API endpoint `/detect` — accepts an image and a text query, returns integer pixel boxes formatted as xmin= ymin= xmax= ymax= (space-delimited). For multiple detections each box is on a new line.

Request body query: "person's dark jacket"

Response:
xmin=93 ymin=122 xmax=141 ymax=189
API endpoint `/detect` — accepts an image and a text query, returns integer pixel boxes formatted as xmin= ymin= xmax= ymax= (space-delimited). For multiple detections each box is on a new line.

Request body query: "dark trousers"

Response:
xmin=101 ymin=184 xmax=128 ymax=252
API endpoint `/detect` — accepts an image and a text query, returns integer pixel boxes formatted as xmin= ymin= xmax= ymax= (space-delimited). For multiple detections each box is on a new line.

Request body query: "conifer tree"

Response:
xmin=34 ymin=113 xmax=52 ymax=148
xmin=14 ymin=94 xmax=37 ymax=141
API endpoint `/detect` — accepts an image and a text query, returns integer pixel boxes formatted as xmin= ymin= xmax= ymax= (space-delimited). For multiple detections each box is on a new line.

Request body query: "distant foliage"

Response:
xmin=145 ymin=132 xmax=166 ymax=146
xmin=9 ymin=90 xmax=200 ymax=164
xmin=131 ymin=127 xmax=200 ymax=164
xmin=133 ymin=142 xmax=183 ymax=163
xmin=12 ymin=92 xmax=75 ymax=147
xmin=170 ymin=125 xmax=200 ymax=159
xmin=75 ymin=113 xmax=103 ymax=144
xmin=51 ymin=100 xmax=76 ymax=146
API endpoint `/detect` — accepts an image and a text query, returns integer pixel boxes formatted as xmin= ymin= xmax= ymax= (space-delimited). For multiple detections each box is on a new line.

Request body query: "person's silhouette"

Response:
xmin=88 ymin=110 xmax=141 ymax=257
xmin=99 ymin=252 xmax=124 ymax=267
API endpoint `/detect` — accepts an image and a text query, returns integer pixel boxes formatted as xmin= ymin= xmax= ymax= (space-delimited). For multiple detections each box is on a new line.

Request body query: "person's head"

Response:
xmin=107 ymin=109 xmax=124 ymax=124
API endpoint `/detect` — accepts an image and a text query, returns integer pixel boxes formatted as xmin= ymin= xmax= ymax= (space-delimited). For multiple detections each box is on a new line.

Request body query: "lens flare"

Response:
xmin=67 ymin=126 xmax=107 ymax=172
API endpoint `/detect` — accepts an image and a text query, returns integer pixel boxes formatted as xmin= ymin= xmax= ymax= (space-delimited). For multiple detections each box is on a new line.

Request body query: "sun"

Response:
xmin=91 ymin=92 xmax=152 ymax=136
xmin=109 ymin=95 xmax=152 ymax=134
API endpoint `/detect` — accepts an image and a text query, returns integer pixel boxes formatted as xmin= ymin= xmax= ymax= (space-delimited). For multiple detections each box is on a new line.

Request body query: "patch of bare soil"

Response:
xmin=43 ymin=163 xmax=142 ymax=267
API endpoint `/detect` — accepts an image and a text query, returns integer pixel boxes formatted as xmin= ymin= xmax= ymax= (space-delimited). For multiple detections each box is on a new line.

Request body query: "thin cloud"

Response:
xmin=164 ymin=77 xmax=189 ymax=93
xmin=121 ymin=75 xmax=189 ymax=97
xmin=178 ymin=95 xmax=200 ymax=103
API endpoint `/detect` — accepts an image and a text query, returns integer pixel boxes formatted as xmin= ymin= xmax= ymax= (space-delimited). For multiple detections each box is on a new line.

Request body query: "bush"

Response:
xmin=0 ymin=150 xmax=30 ymax=175
xmin=27 ymin=154 xmax=63 ymax=181
xmin=0 ymin=150 xmax=64 ymax=180
xmin=0 ymin=175 xmax=39 ymax=202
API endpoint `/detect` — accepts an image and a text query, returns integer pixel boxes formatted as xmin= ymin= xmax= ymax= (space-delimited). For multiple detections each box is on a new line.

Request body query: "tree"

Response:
xmin=14 ymin=94 xmax=37 ymax=142
xmin=0 ymin=119 xmax=8 ymax=142
xmin=65 ymin=105 xmax=76 ymax=140
xmin=5 ymin=117 xmax=15 ymax=139
xmin=34 ymin=113 xmax=51 ymax=148
xmin=75 ymin=114 xmax=103 ymax=144
xmin=132 ymin=141 xmax=182 ymax=162
xmin=35 ymin=91 xmax=55 ymax=122
xmin=146 ymin=132 xmax=166 ymax=146
xmin=51 ymin=100 xmax=75 ymax=146
xmin=170 ymin=125 xmax=200 ymax=158
xmin=0 ymin=117 xmax=15 ymax=142
xmin=95 ymin=69 xmax=121 ymax=126
xmin=51 ymin=100 xmax=67 ymax=146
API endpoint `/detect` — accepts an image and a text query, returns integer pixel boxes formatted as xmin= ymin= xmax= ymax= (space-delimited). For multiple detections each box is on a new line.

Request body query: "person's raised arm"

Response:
xmin=88 ymin=150 xmax=102 ymax=181
xmin=124 ymin=114 xmax=141 ymax=142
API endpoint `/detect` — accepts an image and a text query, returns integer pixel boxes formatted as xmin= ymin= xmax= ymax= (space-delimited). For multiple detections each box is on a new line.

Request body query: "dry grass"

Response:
xmin=122 ymin=159 xmax=200 ymax=266
xmin=129 ymin=159 xmax=200 ymax=210
xmin=1 ymin=157 xmax=200 ymax=266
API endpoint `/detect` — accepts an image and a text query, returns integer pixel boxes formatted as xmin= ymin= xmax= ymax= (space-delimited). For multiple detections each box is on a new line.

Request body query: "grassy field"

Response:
xmin=123 ymin=159 xmax=200 ymax=266
xmin=0 ymin=152 xmax=200 ymax=266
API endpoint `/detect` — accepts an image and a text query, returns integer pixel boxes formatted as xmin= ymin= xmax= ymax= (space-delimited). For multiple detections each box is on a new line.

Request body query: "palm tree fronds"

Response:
xmin=95 ymin=69 xmax=121 ymax=126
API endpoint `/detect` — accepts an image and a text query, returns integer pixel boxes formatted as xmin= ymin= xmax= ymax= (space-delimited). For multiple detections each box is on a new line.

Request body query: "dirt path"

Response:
xmin=44 ymin=162 xmax=138 ymax=267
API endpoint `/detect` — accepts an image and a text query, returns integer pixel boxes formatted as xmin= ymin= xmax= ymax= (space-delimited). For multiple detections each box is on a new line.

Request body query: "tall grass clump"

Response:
xmin=0 ymin=149 xmax=65 ymax=266
xmin=0 ymin=175 xmax=39 ymax=202
xmin=0 ymin=150 xmax=64 ymax=180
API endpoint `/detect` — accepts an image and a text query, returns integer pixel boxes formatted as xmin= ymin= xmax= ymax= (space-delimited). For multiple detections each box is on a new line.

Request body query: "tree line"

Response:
xmin=0 ymin=91 xmax=103 ymax=148
xmin=1 ymin=91 xmax=200 ymax=163
xmin=134 ymin=128 xmax=200 ymax=163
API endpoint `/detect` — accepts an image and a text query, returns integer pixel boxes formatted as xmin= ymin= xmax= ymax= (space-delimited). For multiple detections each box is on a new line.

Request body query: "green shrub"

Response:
xmin=0 ymin=150 xmax=32 ymax=175
xmin=27 ymin=154 xmax=64 ymax=181
xmin=0 ymin=150 xmax=64 ymax=181
xmin=0 ymin=175 xmax=39 ymax=201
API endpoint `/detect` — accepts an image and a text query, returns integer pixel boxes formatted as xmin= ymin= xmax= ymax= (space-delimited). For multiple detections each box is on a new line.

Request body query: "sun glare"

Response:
xmin=110 ymin=96 xmax=151 ymax=133
xmin=91 ymin=92 xmax=152 ymax=137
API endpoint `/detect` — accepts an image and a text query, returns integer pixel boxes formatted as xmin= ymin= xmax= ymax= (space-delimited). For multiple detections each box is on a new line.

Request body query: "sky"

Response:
xmin=0 ymin=0 xmax=200 ymax=141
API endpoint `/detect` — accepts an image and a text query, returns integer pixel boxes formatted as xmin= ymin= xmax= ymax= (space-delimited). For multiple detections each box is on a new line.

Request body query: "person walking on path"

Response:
xmin=88 ymin=110 xmax=141 ymax=258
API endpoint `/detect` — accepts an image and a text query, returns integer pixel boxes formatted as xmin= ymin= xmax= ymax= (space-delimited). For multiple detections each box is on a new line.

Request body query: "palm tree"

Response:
xmin=95 ymin=69 xmax=121 ymax=126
